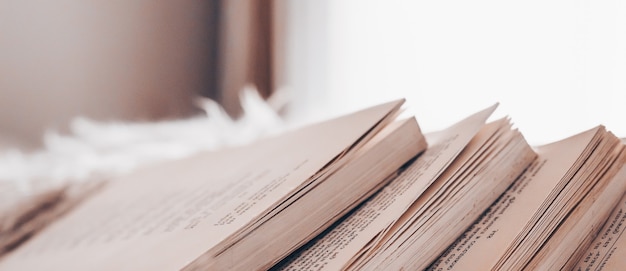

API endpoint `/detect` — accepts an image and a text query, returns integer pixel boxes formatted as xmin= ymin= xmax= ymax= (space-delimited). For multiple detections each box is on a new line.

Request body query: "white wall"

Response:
xmin=288 ymin=0 xmax=626 ymax=144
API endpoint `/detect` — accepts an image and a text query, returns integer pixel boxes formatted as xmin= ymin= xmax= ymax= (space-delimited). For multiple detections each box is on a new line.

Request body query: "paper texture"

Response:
xmin=575 ymin=168 xmax=626 ymax=271
xmin=358 ymin=118 xmax=534 ymax=270
xmin=525 ymin=146 xmax=626 ymax=270
xmin=275 ymin=105 xmax=498 ymax=271
xmin=0 ymin=100 xmax=405 ymax=271
xmin=195 ymin=117 xmax=426 ymax=270
xmin=0 ymin=181 xmax=103 ymax=259
xmin=429 ymin=126 xmax=623 ymax=271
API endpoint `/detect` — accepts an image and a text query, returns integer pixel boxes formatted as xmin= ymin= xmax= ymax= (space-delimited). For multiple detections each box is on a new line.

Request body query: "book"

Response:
xmin=572 ymin=139 xmax=626 ymax=271
xmin=274 ymin=105 xmax=536 ymax=270
xmin=2 ymin=100 xmax=625 ymax=271
xmin=429 ymin=126 xmax=626 ymax=270
xmin=574 ymin=173 xmax=626 ymax=271
xmin=0 ymin=99 xmax=427 ymax=270
xmin=0 ymin=182 xmax=102 ymax=258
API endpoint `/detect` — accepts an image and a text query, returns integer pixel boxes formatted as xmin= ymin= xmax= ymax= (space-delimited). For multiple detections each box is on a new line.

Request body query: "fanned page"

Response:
xmin=428 ymin=126 xmax=618 ymax=271
xmin=274 ymin=104 xmax=497 ymax=271
xmin=525 ymin=146 xmax=626 ymax=270
xmin=574 ymin=167 xmax=626 ymax=271
xmin=194 ymin=117 xmax=426 ymax=270
xmin=0 ymin=182 xmax=102 ymax=258
xmin=0 ymin=100 xmax=405 ymax=271
xmin=355 ymin=118 xmax=535 ymax=270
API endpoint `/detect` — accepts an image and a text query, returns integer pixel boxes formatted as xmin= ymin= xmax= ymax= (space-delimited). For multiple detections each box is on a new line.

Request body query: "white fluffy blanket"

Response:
xmin=0 ymin=89 xmax=285 ymax=204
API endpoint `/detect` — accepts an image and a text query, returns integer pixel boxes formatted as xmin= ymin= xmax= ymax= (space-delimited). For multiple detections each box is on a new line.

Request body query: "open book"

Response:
xmin=274 ymin=105 xmax=536 ymax=270
xmin=429 ymin=126 xmax=626 ymax=270
xmin=0 ymin=100 xmax=427 ymax=270
xmin=0 ymin=181 xmax=103 ymax=258
xmin=574 ymin=168 xmax=626 ymax=271
xmin=572 ymin=139 xmax=626 ymax=271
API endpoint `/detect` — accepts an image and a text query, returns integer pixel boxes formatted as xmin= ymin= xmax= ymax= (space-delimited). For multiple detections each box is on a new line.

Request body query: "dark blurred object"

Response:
xmin=0 ymin=0 xmax=278 ymax=148
xmin=205 ymin=0 xmax=276 ymax=117
xmin=0 ymin=181 xmax=105 ymax=258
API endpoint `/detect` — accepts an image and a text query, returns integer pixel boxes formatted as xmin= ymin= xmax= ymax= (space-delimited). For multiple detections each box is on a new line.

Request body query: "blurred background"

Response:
xmin=1 ymin=0 xmax=625 ymax=149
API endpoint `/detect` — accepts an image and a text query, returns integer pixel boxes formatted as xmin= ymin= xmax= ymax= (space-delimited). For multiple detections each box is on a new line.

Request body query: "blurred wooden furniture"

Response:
xmin=0 ymin=0 xmax=278 ymax=148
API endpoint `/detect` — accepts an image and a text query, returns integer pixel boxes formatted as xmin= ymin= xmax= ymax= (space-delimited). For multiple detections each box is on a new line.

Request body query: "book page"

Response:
xmin=360 ymin=119 xmax=535 ymax=271
xmin=275 ymin=105 xmax=497 ymax=271
xmin=0 ymin=100 xmax=404 ymax=271
xmin=189 ymin=117 xmax=426 ymax=270
xmin=575 ymin=168 xmax=626 ymax=271
xmin=525 ymin=147 xmax=626 ymax=270
xmin=0 ymin=181 xmax=103 ymax=258
xmin=428 ymin=127 xmax=602 ymax=271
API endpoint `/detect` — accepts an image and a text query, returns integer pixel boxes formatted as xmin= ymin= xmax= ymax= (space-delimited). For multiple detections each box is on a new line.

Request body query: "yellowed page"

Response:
xmin=364 ymin=122 xmax=535 ymax=270
xmin=0 ymin=181 xmax=104 ymax=258
xmin=526 ymin=146 xmax=626 ymax=270
xmin=429 ymin=126 xmax=603 ymax=271
xmin=363 ymin=118 xmax=513 ymax=259
xmin=500 ymin=133 xmax=621 ymax=271
xmin=0 ymin=100 xmax=404 ymax=271
xmin=274 ymin=105 xmax=497 ymax=271
xmin=194 ymin=118 xmax=426 ymax=270
xmin=574 ymin=168 xmax=626 ymax=271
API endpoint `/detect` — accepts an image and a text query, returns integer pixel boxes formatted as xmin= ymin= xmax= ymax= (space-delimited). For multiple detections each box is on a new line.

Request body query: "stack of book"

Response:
xmin=0 ymin=99 xmax=624 ymax=270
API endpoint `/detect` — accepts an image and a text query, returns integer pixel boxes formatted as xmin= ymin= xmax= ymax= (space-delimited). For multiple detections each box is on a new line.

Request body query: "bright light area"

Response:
xmin=296 ymin=0 xmax=626 ymax=144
